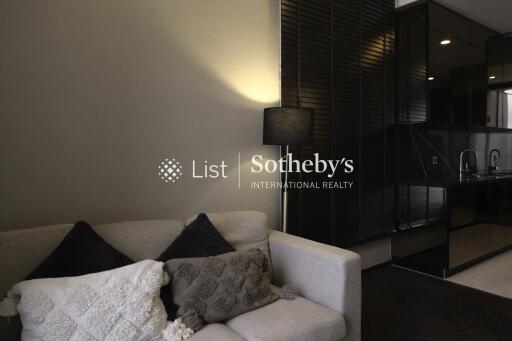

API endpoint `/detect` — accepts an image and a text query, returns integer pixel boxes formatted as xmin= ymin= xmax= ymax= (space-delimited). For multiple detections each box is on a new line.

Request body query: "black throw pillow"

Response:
xmin=27 ymin=220 xmax=133 ymax=280
xmin=157 ymin=213 xmax=235 ymax=262
xmin=157 ymin=213 xmax=236 ymax=320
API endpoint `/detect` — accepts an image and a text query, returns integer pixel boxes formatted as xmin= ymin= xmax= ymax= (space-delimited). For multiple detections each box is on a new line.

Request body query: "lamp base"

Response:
xmin=282 ymin=145 xmax=289 ymax=233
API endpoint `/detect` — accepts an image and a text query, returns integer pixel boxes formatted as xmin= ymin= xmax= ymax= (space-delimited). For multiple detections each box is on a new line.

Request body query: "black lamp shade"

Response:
xmin=263 ymin=107 xmax=313 ymax=145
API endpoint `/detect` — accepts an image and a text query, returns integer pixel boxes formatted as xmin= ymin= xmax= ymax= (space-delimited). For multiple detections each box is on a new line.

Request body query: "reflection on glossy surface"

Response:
xmin=487 ymin=33 xmax=512 ymax=129
xmin=428 ymin=35 xmax=487 ymax=126
xmin=392 ymin=180 xmax=512 ymax=278
xmin=459 ymin=173 xmax=512 ymax=181
xmin=392 ymin=222 xmax=447 ymax=277
xmin=393 ymin=1 xmax=512 ymax=278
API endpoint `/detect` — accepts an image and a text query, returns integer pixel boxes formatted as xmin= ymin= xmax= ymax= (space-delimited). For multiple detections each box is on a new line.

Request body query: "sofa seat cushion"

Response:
xmin=158 ymin=323 xmax=245 ymax=341
xmin=226 ymin=296 xmax=346 ymax=341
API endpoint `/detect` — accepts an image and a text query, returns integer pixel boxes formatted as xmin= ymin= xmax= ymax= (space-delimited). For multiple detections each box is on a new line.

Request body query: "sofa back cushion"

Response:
xmin=0 ymin=219 xmax=184 ymax=297
xmin=95 ymin=219 xmax=184 ymax=262
xmin=186 ymin=211 xmax=270 ymax=261
xmin=0 ymin=224 xmax=73 ymax=298
xmin=0 ymin=211 xmax=270 ymax=297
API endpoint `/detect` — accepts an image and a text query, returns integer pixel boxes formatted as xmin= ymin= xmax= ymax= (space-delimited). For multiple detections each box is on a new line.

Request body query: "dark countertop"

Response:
xmin=398 ymin=171 xmax=512 ymax=188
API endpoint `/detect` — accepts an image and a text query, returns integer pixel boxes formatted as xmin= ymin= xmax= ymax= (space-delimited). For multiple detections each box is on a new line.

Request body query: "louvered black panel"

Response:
xmin=359 ymin=0 xmax=396 ymax=240
xmin=297 ymin=0 xmax=332 ymax=243
xmin=396 ymin=4 xmax=427 ymax=124
xmin=428 ymin=187 xmax=445 ymax=222
xmin=282 ymin=0 xmax=395 ymax=247
xmin=281 ymin=0 xmax=332 ymax=243
xmin=281 ymin=0 xmax=299 ymax=107
xmin=409 ymin=186 xmax=428 ymax=224
xmin=331 ymin=0 xmax=360 ymax=245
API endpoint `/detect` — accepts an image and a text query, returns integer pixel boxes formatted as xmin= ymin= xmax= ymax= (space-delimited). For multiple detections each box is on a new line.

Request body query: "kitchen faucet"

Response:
xmin=489 ymin=149 xmax=501 ymax=173
xmin=459 ymin=148 xmax=477 ymax=176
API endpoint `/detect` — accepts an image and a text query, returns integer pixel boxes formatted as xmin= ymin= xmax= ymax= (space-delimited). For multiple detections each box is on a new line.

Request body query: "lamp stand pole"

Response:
xmin=282 ymin=144 xmax=289 ymax=233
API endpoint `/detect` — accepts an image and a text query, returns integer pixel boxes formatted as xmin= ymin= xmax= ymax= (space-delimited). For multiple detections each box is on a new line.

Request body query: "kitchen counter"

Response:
xmin=393 ymin=170 xmax=512 ymax=278
xmin=398 ymin=171 xmax=512 ymax=188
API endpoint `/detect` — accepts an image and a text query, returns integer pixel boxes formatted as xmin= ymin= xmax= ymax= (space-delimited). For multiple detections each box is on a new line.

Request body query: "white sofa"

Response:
xmin=0 ymin=211 xmax=361 ymax=341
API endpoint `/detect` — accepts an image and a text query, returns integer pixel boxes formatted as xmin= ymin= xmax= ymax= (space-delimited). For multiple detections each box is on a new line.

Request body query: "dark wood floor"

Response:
xmin=362 ymin=265 xmax=512 ymax=341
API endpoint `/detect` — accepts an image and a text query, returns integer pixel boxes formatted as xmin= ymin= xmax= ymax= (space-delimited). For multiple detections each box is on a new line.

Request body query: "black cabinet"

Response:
xmin=398 ymin=1 xmax=495 ymax=128
xmin=487 ymin=34 xmax=512 ymax=129
xmin=437 ymin=63 xmax=488 ymax=127
xmin=427 ymin=2 xmax=494 ymax=127
xmin=489 ymin=181 xmax=512 ymax=226
xmin=393 ymin=181 xmax=512 ymax=278
xmin=449 ymin=182 xmax=512 ymax=272
xmin=396 ymin=1 xmax=496 ymax=228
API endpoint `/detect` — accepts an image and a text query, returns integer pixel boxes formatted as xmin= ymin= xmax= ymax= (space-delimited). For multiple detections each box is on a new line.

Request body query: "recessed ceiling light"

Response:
xmin=489 ymin=75 xmax=496 ymax=79
xmin=428 ymin=76 xmax=435 ymax=81
xmin=440 ymin=39 xmax=451 ymax=45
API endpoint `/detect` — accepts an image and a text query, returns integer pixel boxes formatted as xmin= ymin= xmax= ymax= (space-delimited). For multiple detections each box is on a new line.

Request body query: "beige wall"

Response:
xmin=0 ymin=0 xmax=281 ymax=230
xmin=396 ymin=0 xmax=418 ymax=7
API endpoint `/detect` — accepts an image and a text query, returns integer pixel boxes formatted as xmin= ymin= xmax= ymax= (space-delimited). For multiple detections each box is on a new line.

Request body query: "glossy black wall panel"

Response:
xmin=396 ymin=3 xmax=431 ymax=227
xmin=281 ymin=0 xmax=395 ymax=246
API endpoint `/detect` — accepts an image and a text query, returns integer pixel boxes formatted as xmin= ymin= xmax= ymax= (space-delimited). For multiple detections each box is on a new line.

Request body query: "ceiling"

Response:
xmin=397 ymin=0 xmax=512 ymax=33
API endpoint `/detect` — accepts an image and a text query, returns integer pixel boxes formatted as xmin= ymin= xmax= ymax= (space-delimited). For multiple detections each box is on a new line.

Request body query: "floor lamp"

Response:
xmin=263 ymin=107 xmax=313 ymax=233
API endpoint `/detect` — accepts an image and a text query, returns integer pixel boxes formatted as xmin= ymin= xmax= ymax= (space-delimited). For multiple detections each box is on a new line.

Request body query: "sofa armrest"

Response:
xmin=268 ymin=230 xmax=361 ymax=341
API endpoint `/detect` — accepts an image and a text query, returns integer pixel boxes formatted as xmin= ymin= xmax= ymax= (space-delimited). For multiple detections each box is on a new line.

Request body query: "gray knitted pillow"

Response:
xmin=165 ymin=249 xmax=279 ymax=330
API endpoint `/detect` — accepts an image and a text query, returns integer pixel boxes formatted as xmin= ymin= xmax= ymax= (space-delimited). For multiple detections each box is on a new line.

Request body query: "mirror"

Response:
xmin=487 ymin=33 xmax=512 ymax=129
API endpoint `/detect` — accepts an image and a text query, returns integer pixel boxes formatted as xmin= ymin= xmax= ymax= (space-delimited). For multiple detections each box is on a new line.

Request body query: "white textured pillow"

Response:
xmin=5 ymin=260 xmax=170 ymax=341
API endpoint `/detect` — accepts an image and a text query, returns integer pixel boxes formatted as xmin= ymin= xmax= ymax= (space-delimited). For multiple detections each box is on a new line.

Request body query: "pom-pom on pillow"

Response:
xmin=2 ymin=260 xmax=171 ymax=341
xmin=164 ymin=249 xmax=279 ymax=333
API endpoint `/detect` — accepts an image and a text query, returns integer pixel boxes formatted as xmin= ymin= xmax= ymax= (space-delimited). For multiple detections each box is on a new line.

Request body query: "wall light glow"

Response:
xmin=158 ymin=0 xmax=280 ymax=105
xmin=428 ymin=76 xmax=435 ymax=81
xmin=440 ymin=39 xmax=451 ymax=45
xmin=227 ymin=68 xmax=280 ymax=103
xmin=489 ymin=75 xmax=496 ymax=80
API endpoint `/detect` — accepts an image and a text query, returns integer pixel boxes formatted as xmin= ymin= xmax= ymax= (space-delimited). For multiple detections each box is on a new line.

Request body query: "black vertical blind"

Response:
xmin=281 ymin=0 xmax=395 ymax=246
